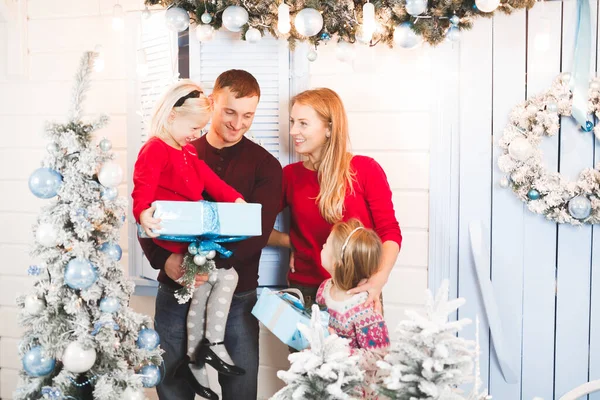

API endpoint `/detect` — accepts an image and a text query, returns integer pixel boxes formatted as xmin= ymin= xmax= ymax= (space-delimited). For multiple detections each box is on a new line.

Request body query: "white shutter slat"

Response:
xmin=190 ymin=31 xmax=290 ymax=287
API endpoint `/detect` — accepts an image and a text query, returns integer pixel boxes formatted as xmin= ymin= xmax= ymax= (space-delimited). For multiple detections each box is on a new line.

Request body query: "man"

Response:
xmin=138 ymin=69 xmax=283 ymax=400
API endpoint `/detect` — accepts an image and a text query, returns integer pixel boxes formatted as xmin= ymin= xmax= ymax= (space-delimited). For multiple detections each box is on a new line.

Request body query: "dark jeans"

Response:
xmin=154 ymin=284 xmax=259 ymax=400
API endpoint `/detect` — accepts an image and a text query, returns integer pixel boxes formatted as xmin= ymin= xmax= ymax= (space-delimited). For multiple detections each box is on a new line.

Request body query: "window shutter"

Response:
xmin=190 ymin=31 xmax=291 ymax=287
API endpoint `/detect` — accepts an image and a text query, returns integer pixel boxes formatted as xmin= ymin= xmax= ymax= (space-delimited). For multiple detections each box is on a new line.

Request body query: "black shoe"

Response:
xmin=194 ymin=339 xmax=246 ymax=376
xmin=173 ymin=355 xmax=219 ymax=400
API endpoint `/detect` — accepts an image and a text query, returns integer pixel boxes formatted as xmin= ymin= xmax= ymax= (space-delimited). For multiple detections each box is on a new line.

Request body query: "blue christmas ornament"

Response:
xmin=320 ymin=32 xmax=331 ymax=41
xmin=188 ymin=242 xmax=199 ymax=255
xmin=446 ymin=26 xmax=460 ymax=42
xmin=28 ymin=168 xmax=63 ymax=199
xmin=91 ymin=320 xmax=120 ymax=336
xmin=450 ymin=15 xmax=460 ymax=25
xmin=139 ymin=364 xmax=161 ymax=387
xmin=582 ymin=120 xmax=594 ymax=132
xmin=99 ymin=297 xmax=121 ymax=314
xmin=100 ymin=242 xmax=122 ymax=262
xmin=23 ymin=346 xmax=55 ymax=377
xmin=64 ymin=259 xmax=97 ymax=290
xmin=568 ymin=195 xmax=592 ymax=220
xmin=101 ymin=187 xmax=118 ymax=201
xmin=137 ymin=328 xmax=160 ymax=350
xmin=527 ymin=189 xmax=541 ymax=200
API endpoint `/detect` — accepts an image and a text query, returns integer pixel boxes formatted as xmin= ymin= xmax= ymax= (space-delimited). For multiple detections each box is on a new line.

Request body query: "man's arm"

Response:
xmin=215 ymin=154 xmax=283 ymax=269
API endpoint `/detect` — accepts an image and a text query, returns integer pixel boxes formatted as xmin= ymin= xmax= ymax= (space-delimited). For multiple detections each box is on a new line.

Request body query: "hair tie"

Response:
xmin=340 ymin=227 xmax=364 ymax=258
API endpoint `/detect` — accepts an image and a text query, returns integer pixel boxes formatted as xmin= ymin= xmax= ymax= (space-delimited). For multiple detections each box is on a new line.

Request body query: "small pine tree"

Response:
xmin=272 ymin=305 xmax=365 ymax=400
xmin=15 ymin=52 xmax=162 ymax=400
xmin=376 ymin=281 xmax=490 ymax=400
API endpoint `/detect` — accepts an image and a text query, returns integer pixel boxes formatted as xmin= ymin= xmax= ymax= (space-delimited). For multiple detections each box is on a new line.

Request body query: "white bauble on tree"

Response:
xmin=165 ymin=6 xmax=190 ymax=32
xmin=508 ymin=137 xmax=533 ymax=161
xmin=196 ymin=24 xmax=214 ymax=42
xmin=405 ymin=0 xmax=428 ymax=16
xmin=222 ymin=6 xmax=249 ymax=32
xmin=24 ymin=296 xmax=45 ymax=315
xmin=245 ymin=27 xmax=262 ymax=43
xmin=475 ymin=0 xmax=501 ymax=12
xmin=294 ymin=8 xmax=323 ymax=37
xmin=335 ymin=41 xmax=356 ymax=63
xmin=62 ymin=342 xmax=97 ymax=373
xmin=122 ymin=387 xmax=146 ymax=400
xmin=36 ymin=223 xmax=58 ymax=247
xmin=98 ymin=161 xmax=123 ymax=188
xmin=393 ymin=23 xmax=422 ymax=49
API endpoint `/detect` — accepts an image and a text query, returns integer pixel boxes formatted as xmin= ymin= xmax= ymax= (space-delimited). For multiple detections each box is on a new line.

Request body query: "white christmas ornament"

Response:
xmin=405 ymin=0 xmax=427 ymax=16
xmin=36 ymin=223 xmax=58 ymax=247
xmin=335 ymin=40 xmax=356 ymax=63
xmin=206 ymin=250 xmax=217 ymax=260
xmin=222 ymin=6 xmax=249 ymax=32
xmin=196 ymin=24 xmax=215 ymax=42
xmin=24 ymin=296 xmax=45 ymax=315
xmin=62 ymin=342 xmax=97 ymax=373
xmin=507 ymin=137 xmax=533 ymax=161
xmin=475 ymin=0 xmax=501 ymax=13
xmin=294 ymin=8 xmax=324 ymax=37
xmin=393 ymin=23 xmax=422 ymax=49
xmin=246 ymin=27 xmax=262 ymax=43
xmin=98 ymin=161 xmax=123 ymax=188
xmin=112 ymin=4 xmax=125 ymax=31
xmin=165 ymin=6 xmax=190 ymax=32
xmin=194 ymin=254 xmax=207 ymax=266
xmin=307 ymin=48 xmax=318 ymax=62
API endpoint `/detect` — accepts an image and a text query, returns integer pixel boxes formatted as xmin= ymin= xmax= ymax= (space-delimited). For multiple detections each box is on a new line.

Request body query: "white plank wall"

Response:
xmin=0 ymin=1 xmax=433 ymax=399
xmin=455 ymin=1 xmax=600 ymax=399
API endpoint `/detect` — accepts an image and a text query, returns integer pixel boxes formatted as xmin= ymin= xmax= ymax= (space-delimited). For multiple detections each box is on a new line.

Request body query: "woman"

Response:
xmin=269 ymin=88 xmax=401 ymax=312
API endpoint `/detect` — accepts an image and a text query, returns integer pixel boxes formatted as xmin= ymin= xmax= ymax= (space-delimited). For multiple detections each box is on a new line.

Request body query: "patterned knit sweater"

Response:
xmin=316 ymin=279 xmax=390 ymax=350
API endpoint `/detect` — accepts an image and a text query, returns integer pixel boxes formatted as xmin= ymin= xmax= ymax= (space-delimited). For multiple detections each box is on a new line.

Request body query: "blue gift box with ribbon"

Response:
xmin=151 ymin=200 xmax=262 ymax=237
xmin=252 ymin=287 xmax=329 ymax=351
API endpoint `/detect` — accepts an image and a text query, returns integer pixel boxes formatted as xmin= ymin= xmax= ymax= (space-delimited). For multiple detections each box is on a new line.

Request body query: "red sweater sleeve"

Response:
xmin=361 ymin=157 xmax=402 ymax=247
xmin=131 ymin=139 xmax=169 ymax=222
xmin=193 ymin=156 xmax=243 ymax=203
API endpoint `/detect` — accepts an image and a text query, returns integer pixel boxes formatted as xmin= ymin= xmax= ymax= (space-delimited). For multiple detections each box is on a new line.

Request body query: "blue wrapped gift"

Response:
xmin=252 ymin=287 xmax=329 ymax=351
xmin=151 ymin=200 xmax=262 ymax=237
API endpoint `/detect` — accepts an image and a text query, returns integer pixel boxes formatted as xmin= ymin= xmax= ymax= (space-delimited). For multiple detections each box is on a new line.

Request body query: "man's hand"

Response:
xmin=164 ymin=253 xmax=209 ymax=288
xmin=140 ymin=206 xmax=161 ymax=238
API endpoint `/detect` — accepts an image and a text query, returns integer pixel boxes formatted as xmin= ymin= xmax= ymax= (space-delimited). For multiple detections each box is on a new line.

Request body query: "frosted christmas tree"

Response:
xmin=272 ymin=305 xmax=365 ymax=400
xmin=376 ymin=281 xmax=489 ymax=400
xmin=15 ymin=52 xmax=162 ymax=400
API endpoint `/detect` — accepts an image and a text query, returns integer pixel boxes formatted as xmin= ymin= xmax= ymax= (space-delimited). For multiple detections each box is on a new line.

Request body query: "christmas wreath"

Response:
xmin=497 ymin=74 xmax=600 ymax=225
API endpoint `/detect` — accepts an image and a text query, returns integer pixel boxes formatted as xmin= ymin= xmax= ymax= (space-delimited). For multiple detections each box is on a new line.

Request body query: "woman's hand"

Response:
xmin=140 ymin=206 xmax=161 ymax=238
xmin=346 ymin=270 xmax=388 ymax=314
xmin=235 ymin=198 xmax=246 ymax=203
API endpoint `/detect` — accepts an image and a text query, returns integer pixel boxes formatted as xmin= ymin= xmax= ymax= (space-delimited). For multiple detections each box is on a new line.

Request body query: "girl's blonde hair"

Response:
xmin=291 ymin=88 xmax=354 ymax=224
xmin=150 ymin=79 xmax=211 ymax=140
xmin=329 ymin=219 xmax=382 ymax=292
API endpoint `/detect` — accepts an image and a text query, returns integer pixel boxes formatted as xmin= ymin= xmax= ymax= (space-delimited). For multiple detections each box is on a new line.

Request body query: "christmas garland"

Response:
xmin=497 ymin=74 xmax=600 ymax=225
xmin=145 ymin=0 xmax=536 ymax=47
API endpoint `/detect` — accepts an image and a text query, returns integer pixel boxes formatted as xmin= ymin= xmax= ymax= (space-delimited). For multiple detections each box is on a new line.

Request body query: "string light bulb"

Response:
xmin=112 ymin=3 xmax=125 ymax=31
xmin=93 ymin=45 xmax=105 ymax=72
xmin=362 ymin=2 xmax=376 ymax=42
xmin=277 ymin=3 xmax=291 ymax=34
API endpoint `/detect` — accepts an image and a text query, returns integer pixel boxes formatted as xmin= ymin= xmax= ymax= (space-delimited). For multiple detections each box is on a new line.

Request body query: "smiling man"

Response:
xmin=138 ymin=70 xmax=283 ymax=400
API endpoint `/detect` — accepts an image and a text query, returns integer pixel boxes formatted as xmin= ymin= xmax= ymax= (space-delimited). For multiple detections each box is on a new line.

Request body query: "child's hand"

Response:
xmin=235 ymin=198 xmax=246 ymax=203
xmin=140 ymin=206 xmax=161 ymax=238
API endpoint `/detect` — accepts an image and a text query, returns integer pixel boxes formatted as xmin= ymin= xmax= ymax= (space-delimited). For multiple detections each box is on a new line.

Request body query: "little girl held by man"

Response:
xmin=132 ymin=80 xmax=244 ymax=400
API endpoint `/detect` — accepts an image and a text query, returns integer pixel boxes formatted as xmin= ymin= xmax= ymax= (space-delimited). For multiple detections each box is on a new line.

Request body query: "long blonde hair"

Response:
xmin=150 ymin=79 xmax=211 ymax=140
xmin=291 ymin=88 xmax=354 ymax=224
xmin=329 ymin=219 xmax=382 ymax=291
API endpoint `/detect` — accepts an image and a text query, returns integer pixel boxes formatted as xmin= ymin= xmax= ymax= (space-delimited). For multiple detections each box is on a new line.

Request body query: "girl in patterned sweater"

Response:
xmin=316 ymin=219 xmax=390 ymax=349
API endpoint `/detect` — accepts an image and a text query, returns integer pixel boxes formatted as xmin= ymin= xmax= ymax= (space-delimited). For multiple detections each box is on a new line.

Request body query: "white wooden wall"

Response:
xmin=0 ymin=2 xmax=433 ymax=399
xmin=454 ymin=2 xmax=600 ymax=399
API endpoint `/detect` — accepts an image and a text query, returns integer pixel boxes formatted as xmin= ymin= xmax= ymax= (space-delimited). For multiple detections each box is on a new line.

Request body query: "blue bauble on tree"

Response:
xmin=64 ymin=259 xmax=97 ymax=290
xmin=137 ymin=328 xmax=160 ymax=350
xmin=139 ymin=365 xmax=161 ymax=387
xmin=23 ymin=346 xmax=55 ymax=377
xmin=582 ymin=120 xmax=594 ymax=132
xmin=29 ymin=168 xmax=63 ymax=199
xmin=101 ymin=186 xmax=118 ymax=201
xmin=99 ymin=297 xmax=121 ymax=313
xmin=100 ymin=242 xmax=122 ymax=261
xmin=527 ymin=189 xmax=541 ymax=200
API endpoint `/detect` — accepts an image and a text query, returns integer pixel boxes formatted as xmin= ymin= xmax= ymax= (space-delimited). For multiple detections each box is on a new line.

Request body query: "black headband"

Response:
xmin=174 ymin=90 xmax=201 ymax=107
